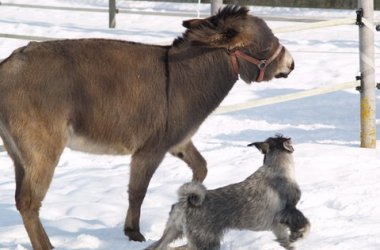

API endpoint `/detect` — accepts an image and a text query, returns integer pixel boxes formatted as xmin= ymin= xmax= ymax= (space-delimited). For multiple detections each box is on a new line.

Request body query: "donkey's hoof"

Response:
xmin=124 ymin=228 xmax=146 ymax=242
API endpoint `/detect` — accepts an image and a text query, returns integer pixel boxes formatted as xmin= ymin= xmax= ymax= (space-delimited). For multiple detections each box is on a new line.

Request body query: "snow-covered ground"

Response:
xmin=0 ymin=1 xmax=380 ymax=250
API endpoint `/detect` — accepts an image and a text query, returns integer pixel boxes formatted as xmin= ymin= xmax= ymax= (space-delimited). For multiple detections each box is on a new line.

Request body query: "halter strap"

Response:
xmin=229 ymin=44 xmax=283 ymax=82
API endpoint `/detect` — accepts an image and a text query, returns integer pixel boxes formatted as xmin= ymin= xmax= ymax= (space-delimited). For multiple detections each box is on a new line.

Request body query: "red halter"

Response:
xmin=229 ymin=44 xmax=283 ymax=82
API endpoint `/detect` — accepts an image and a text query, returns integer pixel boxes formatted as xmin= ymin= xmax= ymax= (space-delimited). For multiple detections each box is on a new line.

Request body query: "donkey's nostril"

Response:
xmin=290 ymin=61 xmax=295 ymax=71
xmin=275 ymin=73 xmax=288 ymax=78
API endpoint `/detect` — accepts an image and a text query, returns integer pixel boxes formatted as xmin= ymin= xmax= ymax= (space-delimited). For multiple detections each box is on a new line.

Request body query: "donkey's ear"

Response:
xmin=183 ymin=5 xmax=252 ymax=50
xmin=183 ymin=19 xmax=208 ymax=29
xmin=283 ymin=139 xmax=294 ymax=153
xmin=248 ymin=142 xmax=269 ymax=154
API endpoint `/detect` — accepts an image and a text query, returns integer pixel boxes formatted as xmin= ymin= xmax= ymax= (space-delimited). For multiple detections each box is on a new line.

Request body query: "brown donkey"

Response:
xmin=0 ymin=6 xmax=294 ymax=249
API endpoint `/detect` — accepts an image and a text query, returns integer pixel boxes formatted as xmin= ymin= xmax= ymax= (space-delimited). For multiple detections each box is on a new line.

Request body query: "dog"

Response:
xmin=145 ymin=135 xmax=310 ymax=250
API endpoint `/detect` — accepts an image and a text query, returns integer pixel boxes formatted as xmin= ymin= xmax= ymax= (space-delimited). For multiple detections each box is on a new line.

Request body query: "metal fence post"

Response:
xmin=109 ymin=0 xmax=116 ymax=28
xmin=358 ymin=0 xmax=376 ymax=148
xmin=211 ymin=0 xmax=223 ymax=15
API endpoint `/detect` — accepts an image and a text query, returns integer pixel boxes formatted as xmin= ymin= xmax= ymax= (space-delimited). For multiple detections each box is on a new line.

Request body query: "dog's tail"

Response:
xmin=178 ymin=182 xmax=207 ymax=207
xmin=279 ymin=205 xmax=311 ymax=242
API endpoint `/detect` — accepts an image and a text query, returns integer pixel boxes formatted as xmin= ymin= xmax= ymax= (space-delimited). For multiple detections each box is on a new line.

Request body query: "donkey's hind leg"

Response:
xmin=170 ymin=140 xmax=207 ymax=182
xmin=8 ymin=125 xmax=67 ymax=250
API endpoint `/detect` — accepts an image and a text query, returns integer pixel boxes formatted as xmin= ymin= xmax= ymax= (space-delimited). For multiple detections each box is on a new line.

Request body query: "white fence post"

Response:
xmin=211 ymin=0 xmax=223 ymax=15
xmin=109 ymin=0 xmax=117 ymax=28
xmin=358 ymin=0 xmax=377 ymax=148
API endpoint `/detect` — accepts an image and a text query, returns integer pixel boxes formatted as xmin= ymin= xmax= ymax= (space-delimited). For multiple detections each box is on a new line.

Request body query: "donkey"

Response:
xmin=0 ymin=5 xmax=294 ymax=249
xmin=145 ymin=135 xmax=310 ymax=250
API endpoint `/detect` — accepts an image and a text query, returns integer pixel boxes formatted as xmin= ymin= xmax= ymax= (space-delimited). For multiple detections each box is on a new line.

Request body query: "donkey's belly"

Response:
xmin=66 ymin=127 xmax=133 ymax=155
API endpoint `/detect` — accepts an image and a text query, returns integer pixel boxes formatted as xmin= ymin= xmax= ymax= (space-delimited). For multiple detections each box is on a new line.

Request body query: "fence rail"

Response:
xmin=214 ymin=81 xmax=359 ymax=114
xmin=1 ymin=2 xmax=339 ymax=22
xmin=273 ymin=17 xmax=357 ymax=33
xmin=0 ymin=2 xmax=108 ymax=13
xmin=0 ymin=16 xmax=361 ymax=42
xmin=0 ymin=33 xmax=57 ymax=41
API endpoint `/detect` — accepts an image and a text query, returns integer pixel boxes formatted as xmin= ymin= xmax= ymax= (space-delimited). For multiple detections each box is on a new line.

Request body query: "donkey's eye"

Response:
xmin=224 ymin=28 xmax=238 ymax=39
xmin=209 ymin=17 xmax=219 ymax=27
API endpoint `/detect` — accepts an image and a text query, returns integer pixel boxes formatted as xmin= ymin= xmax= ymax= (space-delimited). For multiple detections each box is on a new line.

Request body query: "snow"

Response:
xmin=1 ymin=1 xmax=380 ymax=250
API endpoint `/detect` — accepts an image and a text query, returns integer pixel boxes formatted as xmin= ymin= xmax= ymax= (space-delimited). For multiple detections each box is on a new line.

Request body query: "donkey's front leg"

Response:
xmin=124 ymin=150 xmax=166 ymax=242
xmin=170 ymin=140 xmax=207 ymax=182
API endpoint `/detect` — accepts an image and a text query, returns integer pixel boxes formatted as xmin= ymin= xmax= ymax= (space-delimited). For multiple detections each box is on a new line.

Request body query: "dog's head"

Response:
xmin=248 ymin=134 xmax=294 ymax=155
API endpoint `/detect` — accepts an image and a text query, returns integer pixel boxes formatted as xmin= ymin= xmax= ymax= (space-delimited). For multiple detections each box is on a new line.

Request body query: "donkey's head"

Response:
xmin=181 ymin=5 xmax=294 ymax=83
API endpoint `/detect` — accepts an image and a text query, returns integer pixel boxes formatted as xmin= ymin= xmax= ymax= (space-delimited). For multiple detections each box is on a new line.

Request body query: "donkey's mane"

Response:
xmin=172 ymin=37 xmax=185 ymax=47
xmin=215 ymin=5 xmax=249 ymax=20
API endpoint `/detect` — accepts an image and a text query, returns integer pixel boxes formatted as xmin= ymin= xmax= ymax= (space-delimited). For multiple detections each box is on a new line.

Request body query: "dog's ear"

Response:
xmin=283 ymin=139 xmax=294 ymax=153
xmin=248 ymin=142 xmax=269 ymax=154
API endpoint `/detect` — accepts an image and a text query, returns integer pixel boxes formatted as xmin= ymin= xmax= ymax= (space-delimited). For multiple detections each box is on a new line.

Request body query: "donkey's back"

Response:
xmin=0 ymin=39 xmax=169 ymax=155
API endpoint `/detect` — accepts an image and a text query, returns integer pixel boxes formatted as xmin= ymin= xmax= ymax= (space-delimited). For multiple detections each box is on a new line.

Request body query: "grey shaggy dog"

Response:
xmin=145 ymin=135 xmax=310 ymax=250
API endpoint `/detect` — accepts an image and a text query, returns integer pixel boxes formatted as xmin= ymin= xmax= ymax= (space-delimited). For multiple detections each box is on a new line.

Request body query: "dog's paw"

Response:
xmin=168 ymin=245 xmax=189 ymax=250
xmin=276 ymin=239 xmax=295 ymax=250
xmin=290 ymin=223 xmax=310 ymax=242
xmin=170 ymin=245 xmax=188 ymax=250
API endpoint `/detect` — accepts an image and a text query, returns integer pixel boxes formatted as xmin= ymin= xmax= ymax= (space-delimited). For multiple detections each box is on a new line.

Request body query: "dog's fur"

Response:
xmin=145 ymin=135 xmax=310 ymax=250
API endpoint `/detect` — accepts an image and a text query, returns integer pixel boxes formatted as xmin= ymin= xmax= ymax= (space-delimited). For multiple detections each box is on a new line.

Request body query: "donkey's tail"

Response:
xmin=178 ymin=182 xmax=207 ymax=207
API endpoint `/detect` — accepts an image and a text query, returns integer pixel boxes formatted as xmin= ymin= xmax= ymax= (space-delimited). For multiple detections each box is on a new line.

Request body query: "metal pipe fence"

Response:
xmin=214 ymin=81 xmax=360 ymax=114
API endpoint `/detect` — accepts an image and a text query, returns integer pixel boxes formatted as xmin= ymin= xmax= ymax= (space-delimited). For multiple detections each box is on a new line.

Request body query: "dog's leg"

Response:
xmin=187 ymin=230 xmax=221 ymax=250
xmin=171 ymin=245 xmax=188 ymax=250
xmin=272 ymin=224 xmax=295 ymax=250
xmin=145 ymin=205 xmax=184 ymax=250
xmin=145 ymin=224 xmax=182 ymax=250
xmin=188 ymin=240 xmax=220 ymax=250
xmin=287 ymin=208 xmax=310 ymax=243
xmin=289 ymin=211 xmax=310 ymax=243
xmin=278 ymin=206 xmax=310 ymax=243
xmin=187 ymin=240 xmax=220 ymax=250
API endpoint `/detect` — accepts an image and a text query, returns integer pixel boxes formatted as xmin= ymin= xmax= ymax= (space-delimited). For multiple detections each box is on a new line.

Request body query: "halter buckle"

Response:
xmin=258 ymin=60 xmax=267 ymax=69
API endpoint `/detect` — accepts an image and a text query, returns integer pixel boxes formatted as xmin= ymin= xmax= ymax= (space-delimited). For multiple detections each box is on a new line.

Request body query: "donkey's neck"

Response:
xmin=167 ymin=46 xmax=237 ymax=126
